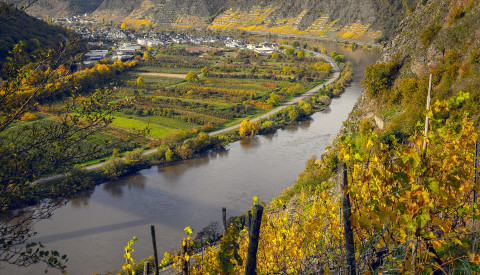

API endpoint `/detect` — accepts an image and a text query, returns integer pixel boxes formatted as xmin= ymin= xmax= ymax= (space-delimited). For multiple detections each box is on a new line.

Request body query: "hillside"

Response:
xmin=15 ymin=0 xmax=415 ymax=43
xmin=94 ymin=0 xmax=415 ymax=43
xmin=11 ymin=0 xmax=103 ymax=17
xmin=359 ymin=0 xmax=480 ymax=139
xmin=0 ymin=4 xmax=68 ymax=62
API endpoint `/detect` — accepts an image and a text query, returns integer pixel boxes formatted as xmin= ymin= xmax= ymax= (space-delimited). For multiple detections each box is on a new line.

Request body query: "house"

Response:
xmin=253 ymin=42 xmax=278 ymax=54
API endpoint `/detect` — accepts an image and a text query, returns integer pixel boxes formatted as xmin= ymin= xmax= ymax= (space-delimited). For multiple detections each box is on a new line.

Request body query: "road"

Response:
xmin=209 ymin=52 xmax=340 ymax=136
xmin=32 ymin=52 xmax=340 ymax=184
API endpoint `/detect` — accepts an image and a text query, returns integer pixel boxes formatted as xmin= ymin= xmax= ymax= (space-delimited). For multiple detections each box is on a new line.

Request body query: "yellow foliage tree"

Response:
xmin=143 ymin=52 xmax=150 ymax=61
xmin=136 ymin=76 xmax=144 ymax=86
xmin=238 ymin=119 xmax=257 ymax=137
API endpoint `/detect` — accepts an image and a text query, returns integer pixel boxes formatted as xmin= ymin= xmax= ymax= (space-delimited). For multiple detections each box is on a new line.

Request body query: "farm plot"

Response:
xmin=109 ymin=47 xmax=332 ymax=138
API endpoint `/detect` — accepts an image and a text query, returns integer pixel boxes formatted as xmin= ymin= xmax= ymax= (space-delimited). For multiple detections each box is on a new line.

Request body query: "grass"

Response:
xmin=141 ymin=75 xmax=185 ymax=87
xmin=154 ymin=95 xmax=232 ymax=108
xmin=202 ymin=77 xmax=288 ymax=92
xmin=114 ymin=112 xmax=199 ymax=130
xmin=111 ymin=116 xmax=175 ymax=138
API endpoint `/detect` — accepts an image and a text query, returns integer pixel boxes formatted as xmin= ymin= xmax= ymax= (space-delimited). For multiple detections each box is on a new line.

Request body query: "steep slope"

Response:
xmin=10 ymin=0 xmax=414 ymax=43
xmin=268 ymin=0 xmax=480 ymax=273
xmin=91 ymin=0 xmax=414 ymax=43
xmin=0 ymin=4 xmax=68 ymax=62
xmin=10 ymin=0 xmax=103 ymax=18
xmin=207 ymin=0 xmax=411 ymax=42
xmin=359 ymin=0 xmax=480 ymax=138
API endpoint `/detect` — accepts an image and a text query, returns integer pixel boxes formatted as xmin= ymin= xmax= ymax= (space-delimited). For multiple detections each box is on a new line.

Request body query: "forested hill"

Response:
xmin=0 ymin=4 xmax=68 ymax=62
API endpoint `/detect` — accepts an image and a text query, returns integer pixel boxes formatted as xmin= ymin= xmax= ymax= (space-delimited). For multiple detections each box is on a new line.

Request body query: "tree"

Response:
xmin=292 ymin=41 xmax=300 ymax=48
xmin=288 ymin=108 xmax=298 ymax=121
xmin=238 ymin=119 xmax=257 ymax=137
xmin=136 ymin=76 xmax=145 ymax=85
xmin=271 ymin=52 xmax=279 ymax=60
xmin=0 ymin=1 xmax=41 ymax=24
xmin=266 ymin=92 xmax=280 ymax=105
xmin=201 ymin=66 xmax=210 ymax=76
xmin=185 ymin=70 xmax=199 ymax=82
xmin=120 ymin=22 xmax=128 ymax=29
xmin=296 ymin=50 xmax=305 ymax=58
xmin=285 ymin=48 xmax=294 ymax=57
xmin=0 ymin=39 xmax=116 ymax=272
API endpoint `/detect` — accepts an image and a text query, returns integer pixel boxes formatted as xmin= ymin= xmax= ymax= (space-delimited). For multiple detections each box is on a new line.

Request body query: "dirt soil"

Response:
xmin=138 ymin=72 xmax=187 ymax=78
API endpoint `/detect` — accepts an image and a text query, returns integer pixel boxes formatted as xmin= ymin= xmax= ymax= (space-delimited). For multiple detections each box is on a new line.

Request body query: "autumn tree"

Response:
xmin=297 ymin=50 xmax=305 ymax=58
xmin=271 ymin=52 xmax=279 ymax=60
xmin=238 ymin=119 xmax=258 ymax=137
xmin=143 ymin=51 xmax=150 ymax=61
xmin=136 ymin=76 xmax=145 ymax=85
xmin=285 ymin=48 xmax=294 ymax=57
xmin=0 ymin=33 xmax=116 ymax=273
xmin=200 ymin=66 xmax=210 ymax=76
xmin=185 ymin=70 xmax=199 ymax=82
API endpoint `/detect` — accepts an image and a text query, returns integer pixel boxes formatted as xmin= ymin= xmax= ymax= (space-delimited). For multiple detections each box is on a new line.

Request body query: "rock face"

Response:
xmin=13 ymin=0 xmax=103 ymax=17
xmin=17 ymin=0 xmax=416 ymax=43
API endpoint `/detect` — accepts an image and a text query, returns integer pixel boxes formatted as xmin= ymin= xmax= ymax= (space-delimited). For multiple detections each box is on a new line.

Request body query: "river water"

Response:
xmin=3 ymin=44 xmax=378 ymax=275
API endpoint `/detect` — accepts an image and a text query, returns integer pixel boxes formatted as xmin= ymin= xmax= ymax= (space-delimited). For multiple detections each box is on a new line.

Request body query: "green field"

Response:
xmin=111 ymin=116 xmax=174 ymax=138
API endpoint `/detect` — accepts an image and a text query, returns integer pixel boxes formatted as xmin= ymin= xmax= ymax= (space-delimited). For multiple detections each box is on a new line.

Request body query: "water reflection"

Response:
xmin=284 ymin=118 xmax=312 ymax=133
xmin=239 ymin=136 xmax=261 ymax=148
xmin=102 ymin=173 xmax=147 ymax=197
xmin=70 ymin=197 xmax=89 ymax=208
xmin=262 ymin=132 xmax=277 ymax=142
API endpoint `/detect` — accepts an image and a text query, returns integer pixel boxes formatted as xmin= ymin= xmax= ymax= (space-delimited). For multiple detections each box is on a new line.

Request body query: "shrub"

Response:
xmin=20 ymin=112 xmax=38 ymax=121
xmin=420 ymin=23 xmax=441 ymax=47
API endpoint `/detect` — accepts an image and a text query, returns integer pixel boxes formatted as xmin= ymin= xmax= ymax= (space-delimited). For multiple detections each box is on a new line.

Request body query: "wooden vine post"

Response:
xmin=150 ymin=225 xmax=160 ymax=275
xmin=412 ymin=73 xmax=433 ymax=275
xmin=340 ymin=163 xmax=356 ymax=275
xmin=473 ymin=134 xmax=479 ymax=213
xmin=246 ymin=209 xmax=252 ymax=233
xmin=245 ymin=204 xmax=264 ymax=275
xmin=222 ymin=207 xmax=227 ymax=234
xmin=143 ymin=261 xmax=150 ymax=275
xmin=182 ymin=241 xmax=188 ymax=275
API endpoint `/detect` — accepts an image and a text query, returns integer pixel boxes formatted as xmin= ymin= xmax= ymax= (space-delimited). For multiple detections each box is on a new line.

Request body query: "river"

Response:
xmin=2 ymin=44 xmax=379 ymax=275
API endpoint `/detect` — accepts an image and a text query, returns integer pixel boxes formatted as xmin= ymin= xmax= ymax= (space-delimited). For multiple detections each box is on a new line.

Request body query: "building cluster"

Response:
xmin=75 ymin=25 xmax=279 ymax=65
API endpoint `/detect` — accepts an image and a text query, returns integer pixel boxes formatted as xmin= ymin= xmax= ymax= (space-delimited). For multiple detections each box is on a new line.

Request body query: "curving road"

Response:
xmin=209 ymin=52 xmax=340 ymax=136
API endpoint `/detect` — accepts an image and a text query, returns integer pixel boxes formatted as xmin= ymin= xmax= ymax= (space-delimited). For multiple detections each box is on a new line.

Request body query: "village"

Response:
xmin=68 ymin=25 xmax=280 ymax=64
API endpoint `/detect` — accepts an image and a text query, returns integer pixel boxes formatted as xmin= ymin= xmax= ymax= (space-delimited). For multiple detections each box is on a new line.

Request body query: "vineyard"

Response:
xmin=105 ymin=47 xmax=332 ymax=142
xmin=123 ymin=93 xmax=480 ymax=275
